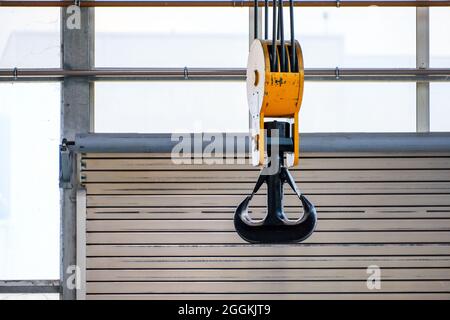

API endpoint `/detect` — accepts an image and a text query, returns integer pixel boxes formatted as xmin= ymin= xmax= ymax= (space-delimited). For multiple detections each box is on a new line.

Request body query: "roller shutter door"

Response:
xmin=80 ymin=152 xmax=450 ymax=299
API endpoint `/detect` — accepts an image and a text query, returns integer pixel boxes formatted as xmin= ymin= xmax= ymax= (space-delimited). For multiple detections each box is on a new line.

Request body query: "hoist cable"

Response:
xmin=271 ymin=0 xmax=277 ymax=71
xmin=278 ymin=0 xmax=286 ymax=72
xmin=264 ymin=0 xmax=269 ymax=39
xmin=254 ymin=0 xmax=258 ymax=39
xmin=290 ymin=0 xmax=296 ymax=72
xmin=277 ymin=9 xmax=281 ymax=40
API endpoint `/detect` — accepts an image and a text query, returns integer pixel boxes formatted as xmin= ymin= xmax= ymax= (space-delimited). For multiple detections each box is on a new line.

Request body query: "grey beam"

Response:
xmin=416 ymin=7 xmax=430 ymax=132
xmin=73 ymin=132 xmax=450 ymax=153
xmin=60 ymin=6 xmax=94 ymax=300
xmin=1 ymin=1 xmax=450 ymax=8
xmin=0 ymin=280 xmax=60 ymax=294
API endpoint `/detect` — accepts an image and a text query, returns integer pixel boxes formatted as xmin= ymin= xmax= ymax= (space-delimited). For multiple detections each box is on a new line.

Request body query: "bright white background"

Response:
xmin=0 ymin=6 xmax=449 ymax=286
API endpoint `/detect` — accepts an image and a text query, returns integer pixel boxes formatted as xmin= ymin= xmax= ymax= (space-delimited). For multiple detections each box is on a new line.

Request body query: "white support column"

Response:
xmin=60 ymin=6 xmax=94 ymax=300
xmin=416 ymin=7 xmax=430 ymax=133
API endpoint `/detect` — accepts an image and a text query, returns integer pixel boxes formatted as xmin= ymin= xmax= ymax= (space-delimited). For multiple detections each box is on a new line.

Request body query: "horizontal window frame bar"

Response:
xmin=0 ymin=280 xmax=60 ymax=294
xmin=1 ymin=68 xmax=450 ymax=82
xmin=72 ymin=132 xmax=450 ymax=153
xmin=0 ymin=0 xmax=449 ymax=8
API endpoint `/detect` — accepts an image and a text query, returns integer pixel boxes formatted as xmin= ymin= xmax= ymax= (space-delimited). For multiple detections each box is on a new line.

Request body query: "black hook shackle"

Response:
xmin=234 ymin=121 xmax=317 ymax=244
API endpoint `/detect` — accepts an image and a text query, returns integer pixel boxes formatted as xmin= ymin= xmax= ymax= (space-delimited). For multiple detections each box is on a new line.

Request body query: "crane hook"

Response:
xmin=237 ymin=1 xmax=317 ymax=243
xmin=234 ymin=122 xmax=317 ymax=243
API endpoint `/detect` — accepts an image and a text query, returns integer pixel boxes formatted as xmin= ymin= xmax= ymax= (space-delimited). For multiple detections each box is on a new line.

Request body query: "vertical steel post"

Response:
xmin=416 ymin=7 xmax=430 ymax=132
xmin=60 ymin=6 xmax=94 ymax=300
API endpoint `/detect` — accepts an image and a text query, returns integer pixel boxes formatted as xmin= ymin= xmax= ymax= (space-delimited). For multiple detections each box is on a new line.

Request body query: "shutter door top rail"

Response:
xmin=73 ymin=132 xmax=450 ymax=153
xmin=1 ymin=1 xmax=450 ymax=8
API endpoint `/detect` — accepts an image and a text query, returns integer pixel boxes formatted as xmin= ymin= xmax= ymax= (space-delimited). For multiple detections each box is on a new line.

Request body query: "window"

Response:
xmin=430 ymin=8 xmax=450 ymax=67
xmin=431 ymin=83 xmax=450 ymax=132
xmin=95 ymin=8 xmax=249 ymax=67
xmin=294 ymin=7 xmax=416 ymax=68
xmin=0 ymin=9 xmax=60 ymax=68
xmin=300 ymin=82 xmax=416 ymax=132
xmin=95 ymin=82 xmax=248 ymax=133
xmin=0 ymin=83 xmax=60 ymax=280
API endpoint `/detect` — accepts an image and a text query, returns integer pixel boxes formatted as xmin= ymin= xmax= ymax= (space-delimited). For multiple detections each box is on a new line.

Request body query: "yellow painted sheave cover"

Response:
xmin=247 ymin=39 xmax=305 ymax=167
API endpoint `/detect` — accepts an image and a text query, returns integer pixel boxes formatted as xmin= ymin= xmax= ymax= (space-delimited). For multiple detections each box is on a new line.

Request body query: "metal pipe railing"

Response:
xmin=1 ymin=67 xmax=450 ymax=81
xmin=0 ymin=67 xmax=245 ymax=78
xmin=1 ymin=1 xmax=450 ymax=8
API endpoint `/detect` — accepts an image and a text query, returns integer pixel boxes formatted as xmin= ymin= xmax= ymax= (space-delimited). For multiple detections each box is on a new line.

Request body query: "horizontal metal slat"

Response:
xmin=81 ymin=152 xmax=450 ymax=159
xmin=86 ymin=244 xmax=450 ymax=257
xmin=86 ymin=280 xmax=450 ymax=294
xmin=86 ymin=256 xmax=450 ymax=269
xmin=82 ymin=170 xmax=450 ymax=183
xmin=86 ymin=181 xmax=450 ymax=195
xmin=86 ymin=268 xmax=450 ymax=282
xmin=86 ymin=207 xmax=450 ymax=220
xmin=86 ymin=292 xmax=450 ymax=300
xmin=82 ymin=157 xmax=450 ymax=171
xmin=86 ymin=194 xmax=450 ymax=207
xmin=86 ymin=219 xmax=450 ymax=232
xmin=86 ymin=231 xmax=450 ymax=245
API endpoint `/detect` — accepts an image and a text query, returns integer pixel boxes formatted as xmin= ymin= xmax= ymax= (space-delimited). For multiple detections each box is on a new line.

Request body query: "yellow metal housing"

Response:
xmin=247 ymin=39 xmax=305 ymax=167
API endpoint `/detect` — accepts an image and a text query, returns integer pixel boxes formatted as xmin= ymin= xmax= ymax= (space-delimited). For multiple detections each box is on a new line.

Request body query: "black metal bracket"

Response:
xmin=59 ymin=139 xmax=75 ymax=189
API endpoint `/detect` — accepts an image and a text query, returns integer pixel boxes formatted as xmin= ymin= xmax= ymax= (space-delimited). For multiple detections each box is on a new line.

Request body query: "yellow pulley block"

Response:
xmin=247 ymin=39 xmax=304 ymax=167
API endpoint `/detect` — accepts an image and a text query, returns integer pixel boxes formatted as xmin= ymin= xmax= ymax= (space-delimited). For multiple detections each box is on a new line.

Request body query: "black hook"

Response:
xmin=234 ymin=166 xmax=317 ymax=244
xmin=234 ymin=121 xmax=317 ymax=244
